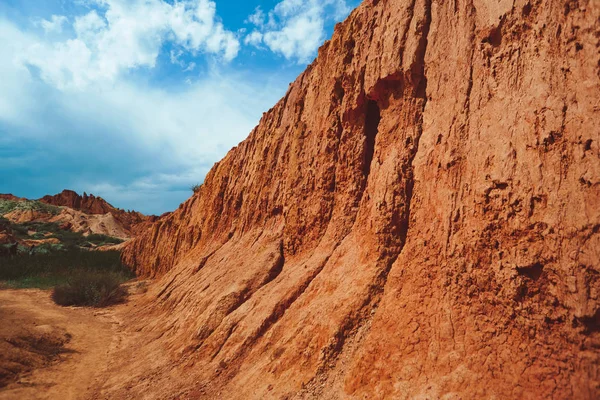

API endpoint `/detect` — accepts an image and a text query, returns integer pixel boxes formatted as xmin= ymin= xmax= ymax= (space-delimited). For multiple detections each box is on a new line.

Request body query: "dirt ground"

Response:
xmin=0 ymin=285 xmax=143 ymax=400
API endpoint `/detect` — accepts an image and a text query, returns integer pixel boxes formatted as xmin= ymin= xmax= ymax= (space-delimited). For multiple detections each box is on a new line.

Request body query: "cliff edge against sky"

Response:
xmin=117 ymin=0 xmax=599 ymax=398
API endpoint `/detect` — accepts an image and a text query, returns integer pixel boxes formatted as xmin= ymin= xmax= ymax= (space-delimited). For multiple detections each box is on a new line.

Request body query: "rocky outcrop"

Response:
xmin=0 ymin=194 xmax=23 ymax=201
xmin=48 ymin=208 xmax=131 ymax=239
xmin=40 ymin=190 xmax=111 ymax=214
xmin=119 ymin=0 xmax=599 ymax=398
xmin=1 ymin=191 xmax=155 ymax=248
xmin=40 ymin=190 xmax=155 ymax=236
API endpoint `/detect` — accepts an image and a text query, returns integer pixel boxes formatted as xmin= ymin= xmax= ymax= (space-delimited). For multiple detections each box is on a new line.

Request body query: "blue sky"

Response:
xmin=0 ymin=0 xmax=359 ymax=215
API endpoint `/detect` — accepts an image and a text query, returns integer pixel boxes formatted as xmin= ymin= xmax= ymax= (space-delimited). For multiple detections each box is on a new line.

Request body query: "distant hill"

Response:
xmin=40 ymin=190 xmax=157 ymax=236
xmin=0 ymin=190 xmax=157 ymax=254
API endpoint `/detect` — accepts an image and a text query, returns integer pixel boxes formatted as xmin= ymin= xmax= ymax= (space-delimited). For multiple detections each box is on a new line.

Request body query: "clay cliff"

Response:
xmin=119 ymin=0 xmax=600 ymax=398
xmin=40 ymin=190 xmax=156 ymax=236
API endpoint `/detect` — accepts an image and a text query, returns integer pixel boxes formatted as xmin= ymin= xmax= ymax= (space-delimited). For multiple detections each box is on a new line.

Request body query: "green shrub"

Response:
xmin=51 ymin=272 xmax=128 ymax=307
xmin=0 ymin=200 xmax=18 ymax=215
xmin=191 ymin=184 xmax=202 ymax=193
xmin=0 ymin=249 xmax=134 ymax=289
xmin=86 ymin=234 xmax=124 ymax=245
xmin=0 ymin=199 xmax=60 ymax=216
xmin=6 ymin=220 xmax=124 ymax=247
xmin=10 ymin=222 xmax=65 ymax=240
xmin=10 ymin=224 xmax=30 ymax=238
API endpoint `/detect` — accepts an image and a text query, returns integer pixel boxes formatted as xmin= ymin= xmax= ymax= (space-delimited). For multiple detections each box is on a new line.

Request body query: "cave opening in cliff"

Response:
xmin=364 ymin=99 xmax=381 ymax=177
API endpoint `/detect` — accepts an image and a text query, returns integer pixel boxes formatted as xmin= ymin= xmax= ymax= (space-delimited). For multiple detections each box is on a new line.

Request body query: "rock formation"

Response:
xmin=119 ymin=0 xmax=599 ymax=398
xmin=40 ymin=190 xmax=156 ymax=236
xmin=40 ymin=190 xmax=112 ymax=214
xmin=0 ymin=191 xmax=154 ymax=247
xmin=0 ymin=194 xmax=23 ymax=202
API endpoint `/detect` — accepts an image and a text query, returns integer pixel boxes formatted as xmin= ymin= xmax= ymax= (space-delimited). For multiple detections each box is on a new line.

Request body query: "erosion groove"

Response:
xmin=363 ymin=100 xmax=380 ymax=177
xmin=117 ymin=0 xmax=600 ymax=399
xmin=241 ymin=256 xmax=332 ymax=355
xmin=306 ymin=0 xmax=434 ymax=383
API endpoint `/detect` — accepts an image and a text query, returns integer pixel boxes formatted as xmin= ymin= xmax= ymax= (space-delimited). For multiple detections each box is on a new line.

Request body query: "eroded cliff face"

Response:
xmin=119 ymin=0 xmax=599 ymax=398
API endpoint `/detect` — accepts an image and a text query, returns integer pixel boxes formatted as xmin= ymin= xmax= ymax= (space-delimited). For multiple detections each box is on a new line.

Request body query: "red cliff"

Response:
xmin=119 ymin=0 xmax=600 ymax=398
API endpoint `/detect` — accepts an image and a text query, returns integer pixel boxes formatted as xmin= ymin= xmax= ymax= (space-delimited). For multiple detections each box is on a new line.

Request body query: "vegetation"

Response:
xmin=52 ymin=272 xmax=128 ymax=307
xmin=0 ymin=199 xmax=60 ymax=216
xmin=8 ymin=221 xmax=124 ymax=249
xmin=191 ymin=184 xmax=202 ymax=193
xmin=0 ymin=200 xmax=133 ymax=307
xmin=0 ymin=249 xmax=133 ymax=291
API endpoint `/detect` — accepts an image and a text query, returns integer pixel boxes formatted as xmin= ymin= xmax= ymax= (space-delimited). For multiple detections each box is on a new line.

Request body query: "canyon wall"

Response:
xmin=119 ymin=0 xmax=600 ymax=398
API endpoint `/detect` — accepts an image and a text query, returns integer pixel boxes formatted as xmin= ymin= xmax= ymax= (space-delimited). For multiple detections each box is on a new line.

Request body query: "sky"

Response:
xmin=0 ymin=0 xmax=359 ymax=215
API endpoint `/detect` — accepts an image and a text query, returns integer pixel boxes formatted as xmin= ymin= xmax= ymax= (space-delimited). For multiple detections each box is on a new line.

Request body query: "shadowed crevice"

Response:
xmin=305 ymin=0 xmax=434 ymax=389
xmin=363 ymin=100 xmax=381 ymax=178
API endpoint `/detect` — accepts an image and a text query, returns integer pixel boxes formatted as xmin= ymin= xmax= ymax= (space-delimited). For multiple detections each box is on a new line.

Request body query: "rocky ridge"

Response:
xmin=0 ymin=191 xmax=154 ymax=250
xmin=40 ymin=190 xmax=156 ymax=236
xmin=119 ymin=0 xmax=600 ymax=398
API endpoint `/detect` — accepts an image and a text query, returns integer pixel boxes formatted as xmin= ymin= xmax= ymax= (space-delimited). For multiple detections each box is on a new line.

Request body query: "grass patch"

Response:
xmin=0 ymin=205 xmax=132 ymax=307
xmin=8 ymin=221 xmax=124 ymax=248
xmin=85 ymin=234 xmax=124 ymax=246
xmin=0 ymin=199 xmax=60 ymax=216
xmin=11 ymin=222 xmax=62 ymax=238
xmin=52 ymin=272 xmax=128 ymax=307
xmin=47 ymin=229 xmax=123 ymax=247
xmin=0 ymin=249 xmax=133 ymax=291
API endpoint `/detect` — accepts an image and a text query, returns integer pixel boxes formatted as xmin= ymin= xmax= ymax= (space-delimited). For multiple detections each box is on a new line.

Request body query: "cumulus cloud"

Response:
xmin=0 ymin=17 xmax=289 ymax=214
xmin=0 ymin=0 xmax=358 ymax=214
xmin=20 ymin=0 xmax=240 ymax=90
xmin=246 ymin=7 xmax=267 ymax=28
xmin=244 ymin=30 xmax=263 ymax=47
xmin=244 ymin=0 xmax=353 ymax=63
xmin=36 ymin=15 xmax=69 ymax=33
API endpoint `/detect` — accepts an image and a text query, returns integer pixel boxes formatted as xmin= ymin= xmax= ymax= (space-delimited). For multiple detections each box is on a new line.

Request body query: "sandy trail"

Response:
xmin=0 ymin=288 xmax=137 ymax=400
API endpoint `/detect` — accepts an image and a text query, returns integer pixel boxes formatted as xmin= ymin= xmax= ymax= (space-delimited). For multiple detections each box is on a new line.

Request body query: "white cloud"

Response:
xmin=183 ymin=62 xmax=196 ymax=72
xmin=168 ymin=0 xmax=239 ymax=60
xmin=36 ymin=15 xmax=69 ymax=34
xmin=73 ymin=10 xmax=106 ymax=40
xmin=246 ymin=7 xmax=266 ymax=27
xmin=0 ymin=0 xmax=357 ymax=213
xmin=0 ymin=17 xmax=291 ymax=214
xmin=170 ymin=49 xmax=198 ymax=72
xmin=244 ymin=0 xmax=353 ymax=63
xmin=170 ymin=48 xmax=184 ymax=64
xmin=20 ymin=0 xmax=240 ymax=90
xmin=244 ymin=31 xmax=263 ymax=46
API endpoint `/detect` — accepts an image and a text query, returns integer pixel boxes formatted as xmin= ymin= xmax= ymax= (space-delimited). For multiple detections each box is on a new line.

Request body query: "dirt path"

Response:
xmin=0 ymin=288 xmax=135 ymax=400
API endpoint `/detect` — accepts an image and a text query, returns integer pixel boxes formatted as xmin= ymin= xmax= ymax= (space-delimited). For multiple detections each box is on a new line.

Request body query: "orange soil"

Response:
xmin=0 ymin=286 xmax=146 ymax=400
